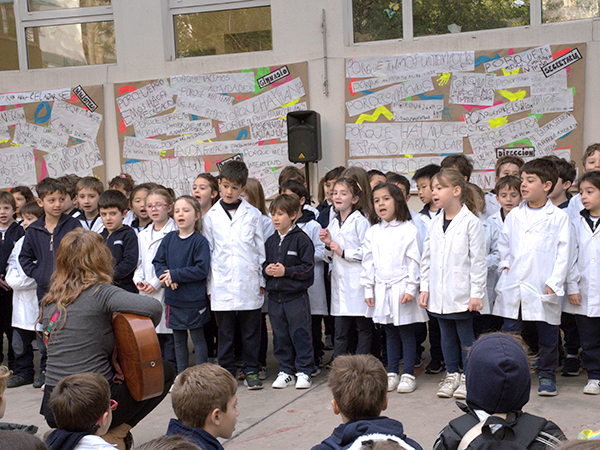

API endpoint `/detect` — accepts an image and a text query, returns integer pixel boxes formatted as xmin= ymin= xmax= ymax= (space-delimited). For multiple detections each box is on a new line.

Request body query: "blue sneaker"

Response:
xmin=538 ymin=377 xmax=557 ymax=396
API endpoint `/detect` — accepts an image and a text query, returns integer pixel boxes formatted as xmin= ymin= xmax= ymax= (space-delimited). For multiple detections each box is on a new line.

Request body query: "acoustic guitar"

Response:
xmin=112 ymin=313 xmax=164 ymax=402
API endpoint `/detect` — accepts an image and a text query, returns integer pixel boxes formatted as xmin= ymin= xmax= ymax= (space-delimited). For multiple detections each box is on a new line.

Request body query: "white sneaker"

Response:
xmin=584 ymin=379 xmax=600 ymax=395
xmin=437 ymin=372 xmax=460 ymax=398
xmin=387 ymin=373 xmax=400 ymax=392
xmin=453 ymin=373 xmax=467 ymax=399
xmin=272 ymin=372 xmax=295 ymax=389
xmin=295 ymin=372 xmax=312 ymax=389
xmin=397 ymin=374 xmax=416 ymax=393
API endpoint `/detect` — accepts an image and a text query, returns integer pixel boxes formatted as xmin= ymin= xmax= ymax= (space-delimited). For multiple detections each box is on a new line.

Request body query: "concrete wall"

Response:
xmin=1 ymin=0 xmax=599 ymax=189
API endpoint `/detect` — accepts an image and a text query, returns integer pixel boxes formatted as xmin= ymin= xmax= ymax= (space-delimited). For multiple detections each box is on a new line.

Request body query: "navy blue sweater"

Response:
xmin=19 ymin=213 xmax=82 ymax=300
xmin=263 ymin=225 xmax=314 ymax=302
xmin=101 ymin=225 xmax=139 ymax=293
xmin=166 ymin=418 xmax=224 ymax=450
xmin=0 ymin=221 xmax=25 ymax=276
xmin=153 ymin=231 xmax=210 ymax=307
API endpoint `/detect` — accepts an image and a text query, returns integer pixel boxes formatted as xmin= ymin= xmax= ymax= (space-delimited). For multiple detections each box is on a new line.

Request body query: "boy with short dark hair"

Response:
xmin=485 ymin=156 xmax=525 ymax=217
xmin=168 ymin=363 xmax=238 ymax=450
xmin=412 ymin=164 xmax=441 ymax=226
xmin=264 ymin=194 xmax=315 ymax=389
xmin=45 ymin=372 xmax=114 ymax=450
xmin=77 ymin=176 xmax=105 ymax=233
xmin=312 ymin=354 xmax=422 ymax=450
xmin=545 ymin=156 xmax=577 ymax=209
xmin=6 ymin=201 xmax=44 ymax=388
xmin=279 ymin=165 xmax=306 ymax=186
xmin=0 ymin=191 xmax=24 ymax=371
xmin=203 ymin=160 xmax=266 ymax=389
xmin=441 ymin=154 xmax=473 ymax=182
xmin=494 ymin=158 xmax=572 ymax=396
xmin=58 ymin=174 xmax=83 ymax=219
xmin=567 ymin=143 xmax=600 ymax=221
xmin=99 ymin=190 xmax=138 ymax=293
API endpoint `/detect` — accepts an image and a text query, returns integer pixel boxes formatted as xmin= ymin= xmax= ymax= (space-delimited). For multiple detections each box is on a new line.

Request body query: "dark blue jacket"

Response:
xmin=312 ymin=416 xmax=423 ymax=450
xmin=19 ymin=213 xmax=81 ymax=300
xmin=153 ymin=231 xmax=210 ymax=307
xmin=317 ymin=204 xmax=333 ymax=229
xmin=263 ymin=224 xmax=314 ymax=302
xmin=0 ymin=221 xmax=25 ymax=275
xmin=166 ymin=418 xmax=224 ymax=450
xmin=101 ymin=225 xmax=139 ymax=293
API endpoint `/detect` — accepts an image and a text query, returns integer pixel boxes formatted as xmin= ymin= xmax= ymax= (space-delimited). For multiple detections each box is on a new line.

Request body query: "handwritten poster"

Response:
xmin=114 ymin=63 xmax=309 ymax=197
xmin=345 ymin=45 xmax=585 ymax=191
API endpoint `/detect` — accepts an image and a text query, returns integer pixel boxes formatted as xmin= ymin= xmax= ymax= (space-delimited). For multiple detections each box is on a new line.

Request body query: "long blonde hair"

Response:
xmin=41 ymin=229 xmax=113 ymax=327
xmin=431 ymin=168 xmax=478 ymax=215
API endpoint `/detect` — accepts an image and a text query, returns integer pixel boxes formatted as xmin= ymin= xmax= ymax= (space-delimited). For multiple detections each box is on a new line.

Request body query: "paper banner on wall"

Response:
xmin=114 ymin=62 xmax=309 ymax=198
xmin=0 ymin=85 xmax=106 ymax=186
xmin=344 ymin=44 xmax=585 ymax=191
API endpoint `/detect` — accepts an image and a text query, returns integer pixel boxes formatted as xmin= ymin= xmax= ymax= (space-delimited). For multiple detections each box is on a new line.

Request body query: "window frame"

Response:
xmin=167 ymin=0 xmax=271 ymax=61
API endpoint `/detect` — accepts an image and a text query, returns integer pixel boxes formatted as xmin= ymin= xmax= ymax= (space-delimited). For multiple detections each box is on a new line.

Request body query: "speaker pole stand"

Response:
xmin=305 ymin=162 xmax=311 ymax=201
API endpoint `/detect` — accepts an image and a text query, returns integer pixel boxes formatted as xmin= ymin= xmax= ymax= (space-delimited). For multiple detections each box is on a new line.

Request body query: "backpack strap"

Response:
xmin=456 ymin=414 xmax=508 ymax=450
xmin=509 ymin=413 xmax=548 ymax=448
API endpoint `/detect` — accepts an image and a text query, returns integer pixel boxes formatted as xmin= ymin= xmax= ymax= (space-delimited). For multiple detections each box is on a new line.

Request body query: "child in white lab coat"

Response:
xmin=494 ymin=158 xmax=572 ymax=397
xmin=419 ymin=168 xmax=487 ymax=400
xmin=320 ymin=177 xmax=371 ymax=359
xmin=563 ymin=171 xmax=600 ymax=395
xmin=361 ymin=183 xmax=427 ymax=394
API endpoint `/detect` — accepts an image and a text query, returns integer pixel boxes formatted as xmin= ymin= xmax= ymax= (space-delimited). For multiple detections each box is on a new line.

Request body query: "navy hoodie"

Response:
xmin=312 ymin=416 xmax=423 ymax=450
xmin=19 ymin=213 xmax=82 ymax=300
xmin=166 ymin=418 xmax=224 ymax=450
xmin=101 ymin=225 xmax=139 ymax=293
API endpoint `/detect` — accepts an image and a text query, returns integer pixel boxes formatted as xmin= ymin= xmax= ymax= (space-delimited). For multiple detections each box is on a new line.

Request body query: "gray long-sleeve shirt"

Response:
xmin=42 ymin=283 xmax=162 ymax=387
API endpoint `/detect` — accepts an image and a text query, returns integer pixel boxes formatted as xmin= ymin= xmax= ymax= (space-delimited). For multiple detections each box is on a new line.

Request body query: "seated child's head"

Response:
xmin=0 ymin=192 xmax=16 ymax=228
xmin=495 ymin=176 xmax=522 ymax=214
xmin=465 ymin=333 xmax=532 ymax=414
xmin=385 ymin=173 xmax=411 ymax=201
xmin=192 ymin=173 xmax=220 ymax=211
xmin=171 ymin=363 xmax=238 ymax=439
xmin=269 ymin=194 xmax=300 ymax=233
xmin=0 ymin=365 xmax=10 ymax=419
xmin=584 ymin=143 xmax=600 ymax=173
xmin=10 ymin=186 xmax=35 ymax=218
xmin=21 ymin=201 xmax=44 ymax=229
xmin=77 ymin=177 xmax=104 ymax=218
xmin=57 ymin=174 xmax=80 ymax=212
xmin=440 ymin=154 xmax=473 ymax=182
xmin=36 ymin=178 xmax=67 ymax=218
xmin=219 ymin=160 xmax=248 ymax=204
xmin=328 ymin=355 xmax=387 ymax=423
xmin=99 ymin=190 xmax=129 ymax=233
xmin=108 ymin=173 xmax=135 ymax=199
xmin=0 ymin=430 xmax=47 ymax=450
xmin=519 ymin=158 xmax=558 ymax=204
xmin=323 ymin=166 xmax=346 ymax=203
xmin=412 ymin=164 xmax=441 ymax=206
xmin=136 ymin=436 xmax=201 ymax=450
xmin=495 ymin=156 xmax=524 ymax=181
xmin=368 ymin=170 xmax=387 ymax=190
xmin=49 ymin=372 xmax=113 ymax=436
xmin=278 ymin=165 xmax=306 ymax=187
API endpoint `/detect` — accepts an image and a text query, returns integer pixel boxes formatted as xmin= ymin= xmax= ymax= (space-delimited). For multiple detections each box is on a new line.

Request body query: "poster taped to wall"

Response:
xmin=344 ymin=44 xmax=585 ymax=191
xmin=114 ymin=63 xmax=309 ymax=198
xmin=0 ymin=86 xmax=106 ymax=189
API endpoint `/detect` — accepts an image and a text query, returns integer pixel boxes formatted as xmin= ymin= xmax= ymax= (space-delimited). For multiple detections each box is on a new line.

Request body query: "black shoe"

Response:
xmin=244 ymin=372 xmax=263 ymax=390
xmin=425 ymin=359 xmax=445 ymax=374
xmin=7 ymin=375 xmax=34 ymax=388
xmin=562 ymin=357 xmax=581 ymax=377
xmin=33 ymin=372 xmax=45 ymax=389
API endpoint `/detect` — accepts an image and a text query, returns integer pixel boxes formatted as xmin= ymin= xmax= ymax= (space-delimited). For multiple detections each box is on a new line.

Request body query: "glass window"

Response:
xmin=0 ymin=0 xmax=19 ymax=71
xmin=413 ymin=0 xmax=530 ymax=37
xmin=26 ymin=20 xmax=115 ymax=69
xmin=542 ymin=0 xmax=599 ymax=23
xmin=352 ymin=0 xmax=402 ymax=43
xmin=174 ymin=6 xmax=272 ymax=58
xmin=27 ymin=0 xmax=110 ymax=12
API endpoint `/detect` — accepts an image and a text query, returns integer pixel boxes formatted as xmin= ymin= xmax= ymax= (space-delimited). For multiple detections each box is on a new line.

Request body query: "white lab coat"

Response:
xmin=563 ymin=213 xmax=600 ymax=317
xmin=260 ymin=214 xmax=275 ymax=314
xmin=297 ymin=219 xmax=328 ymax=316
xmin=323 ymin=210 xmax=370 ymax=316
xmin=566 ymin=192 xmax=584 ymax=222
xmin=6 ymin=237 xmax=39 ymax=331
xmin=484 ymin=191 xmax=501 ymax=218
xmin=409 ymin=209 xmax=427 ymax=251
xmin=73 ymin=435 xmax=116 ymax=450
xmin=420 ymin=205 xmax=488 ymax=315
xmin=485 ymin=210 xmax=503 ymax=310
xmin=123 ymin=210 xmax=135 ymax=226
xmin=362 ymin=219 xmax=427 ymax=326
xmin=203 ymin=198 xmax=265 ymax=311
xmin=80 ymin=215 xmax=105 ymax=233
xmin=133 ymin=217 xmax=177 ymax=334
xmin=493 ymin=200 xmax=572 ymax=325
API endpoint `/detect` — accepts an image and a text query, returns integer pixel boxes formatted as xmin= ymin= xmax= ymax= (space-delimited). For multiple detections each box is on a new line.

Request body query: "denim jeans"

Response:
xmin=385 ymin=323 xmax=418 ymax=376
xmin=437 ymin=315 xmax=475 ymax=374
xmin=173 ymin=327 xmax=208 ymax=374
xmin=576 ymin=315 xmax=600 ymax=380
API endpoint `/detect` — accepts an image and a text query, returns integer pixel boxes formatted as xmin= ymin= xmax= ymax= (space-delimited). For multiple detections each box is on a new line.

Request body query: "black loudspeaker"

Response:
xmin=287 ymin=110 xmax=322 ymax=163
